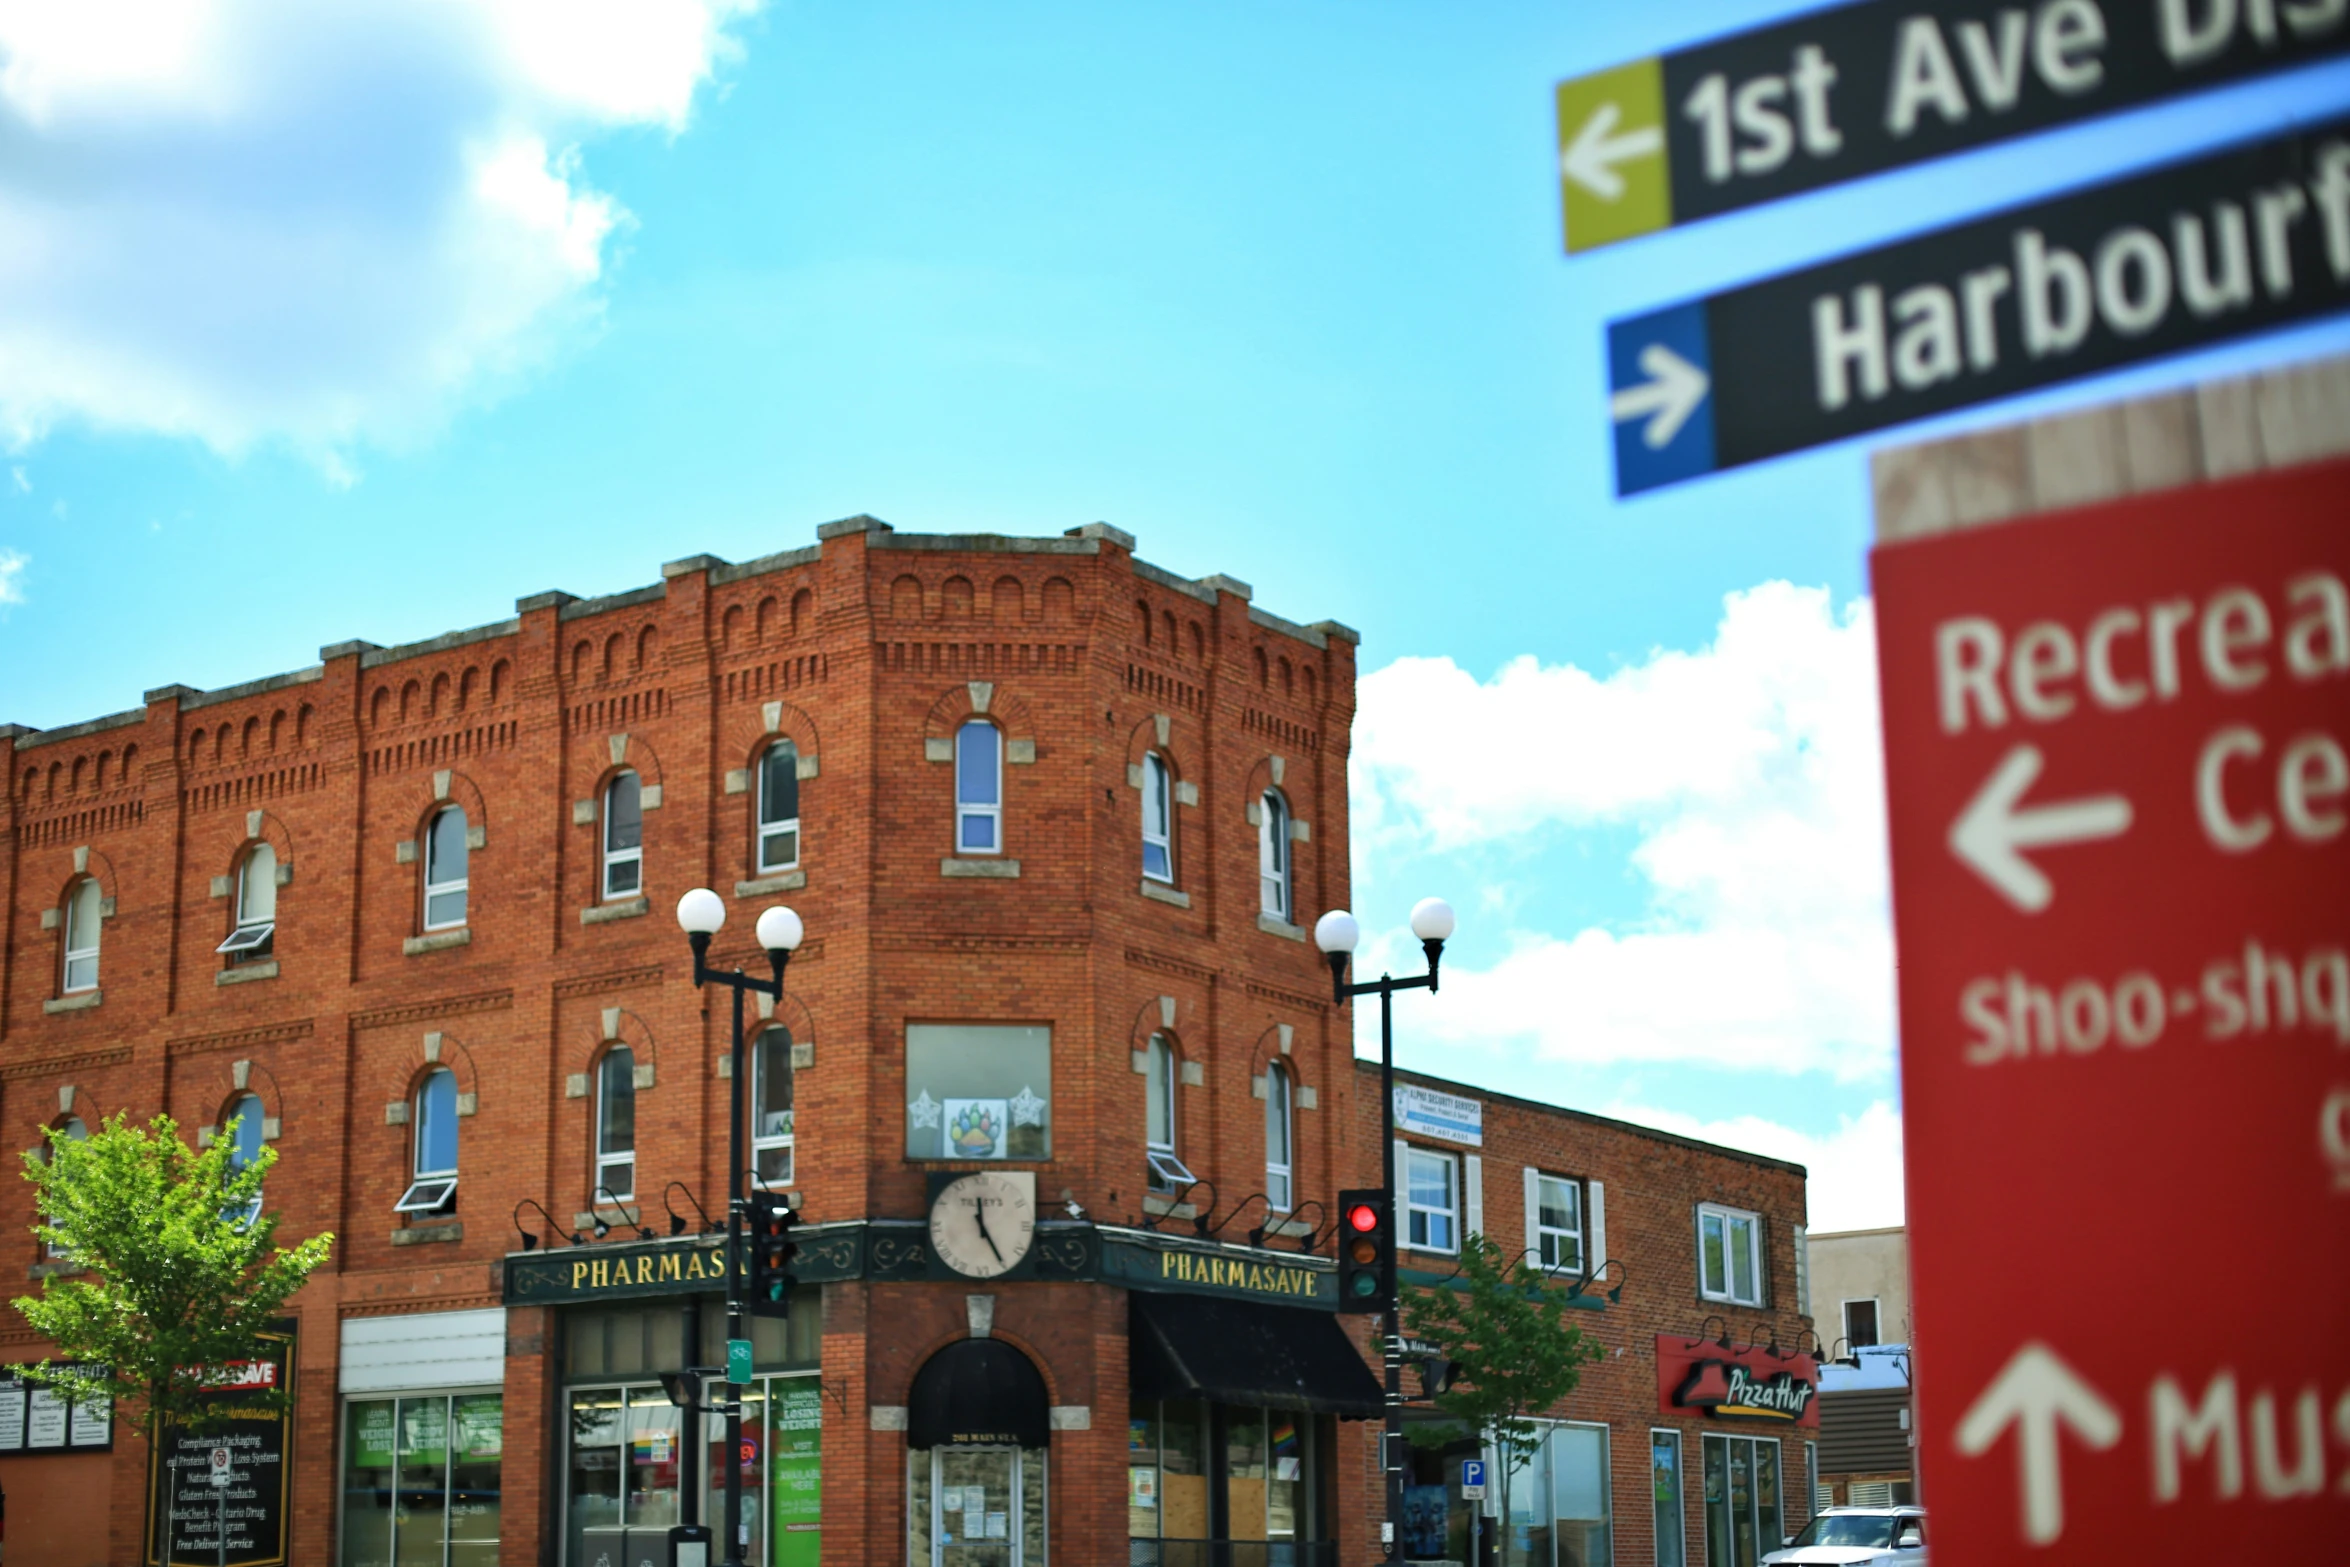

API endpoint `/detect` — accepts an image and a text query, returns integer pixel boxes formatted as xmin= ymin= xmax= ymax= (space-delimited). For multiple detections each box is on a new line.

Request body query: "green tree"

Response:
xmin=1403 ymin=1232 xmax=1605 ymax=1537
xmin=12 ymin=1111 xmax=332 ymax=1525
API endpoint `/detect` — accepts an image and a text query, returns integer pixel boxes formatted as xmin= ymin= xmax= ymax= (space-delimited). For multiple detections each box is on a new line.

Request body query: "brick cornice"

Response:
xmin=348 ymin=988 xmax=513 ymax=1031
xmin=165 ymin=1017 xmax=315 ymax=1058
xmin=0 ymin=1044 xmax=133 ymax=1080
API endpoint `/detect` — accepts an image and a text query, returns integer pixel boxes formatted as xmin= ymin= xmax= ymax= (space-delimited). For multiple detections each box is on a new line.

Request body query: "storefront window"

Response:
xmin=1226 ymin=1409 xmax=1267 ymax=1543
xmin=1702 ymin=1434 xmax=1780 ymax=1567
xmin=340 ymin=1393 xmax=502 ymax=1567
xmin=1401 ymin=1416 xmax=1610 ymax=1567
xmin=1651 ymin=1430 xmax=1685 ymax=1567
xmin=903 ymin=1024 xmax=1051 ymax=1160
xmin=565 ymin=1367 xmax=820 ymax=1564
xmin=1126 ymin=1400 xmax=1323 ymax=1555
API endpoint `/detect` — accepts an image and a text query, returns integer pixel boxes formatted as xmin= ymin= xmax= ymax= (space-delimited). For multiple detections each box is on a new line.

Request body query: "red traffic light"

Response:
xmin=1346 ymin=1202 xmax=1380 ymax=1233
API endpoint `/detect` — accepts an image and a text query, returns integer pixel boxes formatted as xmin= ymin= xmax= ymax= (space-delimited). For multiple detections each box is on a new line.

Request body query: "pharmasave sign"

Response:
xmin=1656 ymin=1333 xmax=1820 ymax=1427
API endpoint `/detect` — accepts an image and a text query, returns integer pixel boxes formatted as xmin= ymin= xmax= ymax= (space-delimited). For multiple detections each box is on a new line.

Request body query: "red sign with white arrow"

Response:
xmin=1871 ymin=455 xmax=2350 ymax=1564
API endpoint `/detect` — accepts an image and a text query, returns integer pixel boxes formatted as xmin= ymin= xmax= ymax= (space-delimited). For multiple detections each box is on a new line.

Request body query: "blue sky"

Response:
xmin=2 ymin=1 xmax=2344 ymax=1227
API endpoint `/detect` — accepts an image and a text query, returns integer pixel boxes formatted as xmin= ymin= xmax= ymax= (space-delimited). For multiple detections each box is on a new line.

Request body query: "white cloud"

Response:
xmin=0 ymin=548 xmax=27 ymax=606
xmin=1351 ymin=582 xmax=1893 ymax=1080
xmin=0 ymin=0 xmax=757 ymax=463
xmin=8 ymin=466 xmax=27 ymax=493
xmin=1603 ymin=1099 xmax=1906 ymax=1234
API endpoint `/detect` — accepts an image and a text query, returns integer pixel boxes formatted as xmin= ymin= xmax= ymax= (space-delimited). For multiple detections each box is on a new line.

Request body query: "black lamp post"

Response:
xmin=675 ymin=887 xmax=802 ymax=1567
xmin=1314 ymin=896 xmax=1455 ymax=1563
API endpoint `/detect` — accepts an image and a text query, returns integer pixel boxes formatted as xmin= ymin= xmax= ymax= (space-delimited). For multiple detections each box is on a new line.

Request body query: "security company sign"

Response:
xmin=1556 ymin=0 xmax=2348 ymax=253
xmin=1606 ymin=117 xmax=2350 ymax=493
xmin=1873 ymin=459 xmax=2349 ymax=1561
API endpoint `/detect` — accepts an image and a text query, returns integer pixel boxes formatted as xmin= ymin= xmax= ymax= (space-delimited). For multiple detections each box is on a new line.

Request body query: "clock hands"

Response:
xmin=968 ymin=1193 xmax=1006 ymax=1264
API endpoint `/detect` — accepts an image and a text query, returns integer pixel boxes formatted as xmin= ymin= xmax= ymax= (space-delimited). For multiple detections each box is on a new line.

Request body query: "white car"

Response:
xmin=1761 ymin=1505 xmax=1927 ymax=1565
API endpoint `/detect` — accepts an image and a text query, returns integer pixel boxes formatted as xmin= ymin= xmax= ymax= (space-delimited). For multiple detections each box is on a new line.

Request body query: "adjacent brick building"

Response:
xmin=0 ymin=513 xmax=1814 ymax=1567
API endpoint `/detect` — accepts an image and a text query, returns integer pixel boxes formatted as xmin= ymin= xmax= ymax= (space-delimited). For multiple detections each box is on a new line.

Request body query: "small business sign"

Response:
xmin=1557 ymin=0 xmax=2349 ymax=252
xmin=0 ymin=1362 xmax=112 ymax=1454
xmin=1393 ymin=1084 xmax=1483 ymax=1146
xmin=1460 ymin=1458 xmax=1487 ymax=1500
xmin=147 ymin=1324 xmax=296 ymax=1566
xmin=1606 ymin=116 xmax=2350 ymax=493
xmin=1656 ymin=1333 xmax=1820 ymax=1427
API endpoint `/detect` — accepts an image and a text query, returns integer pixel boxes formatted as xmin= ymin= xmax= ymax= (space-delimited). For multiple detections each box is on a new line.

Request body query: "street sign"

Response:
xmin=1556 ymin=0 xmax=2350 ymax=252
xmin=1606 ymin=115 xmax=2350 ymax=494
xmin=1873 ymin=455 xmax=2350 ymax=1563
xmin=1460 ymin=1458 xmax=1487 ymax=1500
xmin=727 ymin=1338 xmax=753 ymax=1385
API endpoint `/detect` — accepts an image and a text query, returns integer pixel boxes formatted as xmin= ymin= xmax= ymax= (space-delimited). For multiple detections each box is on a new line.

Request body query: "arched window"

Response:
xmin=218 ymin=843 xmax=277 ymax=964
xmin=41 ymin=1116 xmax=88 ymax=1257
xmin=1141 ymin=753 xmax=1173 ymax=884
xmin=1265 ymin=1064 xmax=1294 ymax=1212
xmin=61 ymin=877 xmax=102 ymax=993
xmin=397 ymin=1069 xmax=458 ymax=1214
xmin=596 ymin=1047 xmax=635 ymax=1201
xmin=602 ymin=771 xmax=643 ymax=900
xmin=757 ymin=741 xmax=801 ymax=874
xmin=753 ymin=1026 xmax=796 ymax=1187
xmin=1143 ymin=1033 xmax=1192 ymax=1192
xmin=1258 ymin=791 xmax=1292 ymax=921
xmin=955 ymin=720 xmax=1001 ymax=854
xmin=226 ymin=1092 xmax=266 ymax=1226
xmin=424 ymin=808 xmax=469 ymax=931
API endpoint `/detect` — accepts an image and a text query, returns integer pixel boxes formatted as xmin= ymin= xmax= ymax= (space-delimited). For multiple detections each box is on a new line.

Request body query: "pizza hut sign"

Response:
xmin=1655 ymin=1333 xmax=1819 ymax=1428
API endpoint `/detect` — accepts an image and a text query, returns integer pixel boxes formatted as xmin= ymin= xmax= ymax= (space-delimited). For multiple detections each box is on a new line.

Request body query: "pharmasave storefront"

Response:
xmin=500 ymin=1218 xmax=1381 ymax=1567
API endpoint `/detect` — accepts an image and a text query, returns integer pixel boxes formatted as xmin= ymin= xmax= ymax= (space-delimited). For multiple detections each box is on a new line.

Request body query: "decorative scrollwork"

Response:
xmin=800 ymin=1232 xmax=860 ymax=1280
xmin=870 ymin=1233 xmax=928 ymax=1277
xmin=1033 ymin=1230 xmax=1093 ymax=1278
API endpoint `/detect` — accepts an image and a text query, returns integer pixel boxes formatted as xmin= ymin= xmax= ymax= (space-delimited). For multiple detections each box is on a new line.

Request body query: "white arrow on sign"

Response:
xmin=1948 ymin=744 xmax=2131 ymax=913
xmin=1954 ymin=1342 xmax=2121 ymax=1546
xmin=1608 ymin=344 xmax=1708 ymax=450
xmin=1560 ymin=101 xmax=1663 ymax=201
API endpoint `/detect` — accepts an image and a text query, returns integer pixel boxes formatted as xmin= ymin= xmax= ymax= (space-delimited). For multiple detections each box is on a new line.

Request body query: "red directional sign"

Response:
xmin=1872 ymin=456 xmax=2349 ymax=1563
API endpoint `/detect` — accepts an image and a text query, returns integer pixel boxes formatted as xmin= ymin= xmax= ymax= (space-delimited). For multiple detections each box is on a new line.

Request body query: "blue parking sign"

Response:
xmin=1460 ymin=1458 xmax=1487 ymax=1500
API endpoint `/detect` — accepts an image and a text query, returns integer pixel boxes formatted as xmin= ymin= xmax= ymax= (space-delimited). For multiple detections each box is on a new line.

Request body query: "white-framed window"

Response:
xmin=1404 ymin=1146 xmax=1458 ymax=1254
xmin=752 ymin=1026 xmax=795 ymax=1187
xmin=955 ymin=720 xmax=1002 ymax=854
xmin=1264 ymin=1063 xmax=1294 ymax=1212
xmin=61 ymin=877 xmax=102 ymax=993
xmin=1143 ymin=1032 xmax=1192 ymax=1192
xmin=757 ymin=740 xmax=801 ymax=874
xmin=1141 ymin=752 xmax=1173 ymax=883
xmin=596 ymin=1046 xmax=636 ymax=1202
xmin=225 ymin=1092 xmax=266 ymax=1226
xmin=40 ymin=1115 xmax=89 ymax=1258
xmin=1698 ymin=1203 xmax=1764 ymax=1306
xmin=218 ymin=842 xmax=278 ymax=963
xmin=397 ymin=1068 xmax=459 ymax=1214
xmin=602 ymin=772 xmax=643 ymax=900
xmin=1843 ymin=1298 xmax=1881 ymax=1350
xmin=1258 ymin=789 xmax=1291 ymax=920
xmin=1534 ymin=1172 xmax=1584 ymax=1274
xmin=423 ymin=808 xmax=469 ymax=930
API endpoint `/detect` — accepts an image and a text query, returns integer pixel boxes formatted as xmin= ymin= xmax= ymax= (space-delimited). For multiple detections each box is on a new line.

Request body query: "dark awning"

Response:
xmin=1130 ymin=1292 xmax=1384 ymax=1418
xmin=908 ymin=1338 xmax=1051 ymax=1449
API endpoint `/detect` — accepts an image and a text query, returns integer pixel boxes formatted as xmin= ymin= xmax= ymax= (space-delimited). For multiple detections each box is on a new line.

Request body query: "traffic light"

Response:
xmin=746 ymin=1192 xmax=799 ymax=1319
xmin=1335 ymin=1187 xmax=1390 ymax=1314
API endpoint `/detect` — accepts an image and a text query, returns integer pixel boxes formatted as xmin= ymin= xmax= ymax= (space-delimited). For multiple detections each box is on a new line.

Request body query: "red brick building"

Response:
xmin=1 ymin=514 xmax=1813 ymax=1567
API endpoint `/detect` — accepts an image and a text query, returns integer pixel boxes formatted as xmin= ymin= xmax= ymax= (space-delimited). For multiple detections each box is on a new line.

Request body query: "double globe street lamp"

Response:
xmin=1314 ymin=896 xmax=1456 ymax=1563
xmin=675 ymin=888 xmax=803 ymax=1567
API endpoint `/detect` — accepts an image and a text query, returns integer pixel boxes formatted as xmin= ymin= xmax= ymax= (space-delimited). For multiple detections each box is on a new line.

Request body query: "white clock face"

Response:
xmin=928 ymin=1171 xmax=1036 ymax=1279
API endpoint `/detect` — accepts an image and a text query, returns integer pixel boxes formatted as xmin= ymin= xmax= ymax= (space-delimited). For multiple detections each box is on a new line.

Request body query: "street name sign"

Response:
xmin=1608 ymin=115 xmax=2350 ymax=494
xmin=1556 ymin=0 xmax=2350 ymax=252
xmin=1874 ymin=456 xmax=2349 ymax=1562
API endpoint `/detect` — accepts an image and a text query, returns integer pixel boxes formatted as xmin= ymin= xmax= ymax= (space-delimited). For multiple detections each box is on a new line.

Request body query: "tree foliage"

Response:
xmin=1403 ymin=1232 xmax=1604 ymax=1520
xmin=12 ymin=1112 xmax=332 ymax=1431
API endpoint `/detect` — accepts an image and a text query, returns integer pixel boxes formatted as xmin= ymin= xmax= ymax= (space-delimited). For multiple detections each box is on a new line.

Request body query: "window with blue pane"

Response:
xmin=425 ymin=808 xmax=469 ymax=930
xmin=955 ymin=721 xmax=1001 ymax=853
xmin=225 ymin=1092 xmax=266 ymax=1226
xmin=1405 ymin=1148 xmax=1458 ymax=1254
xmin=397 ymin=1069 xmax=459 ymax=1215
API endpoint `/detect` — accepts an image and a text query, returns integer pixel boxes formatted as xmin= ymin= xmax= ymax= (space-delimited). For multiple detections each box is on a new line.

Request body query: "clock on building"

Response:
xmin=927 ymin=1170 xmax=1037 ymax=1280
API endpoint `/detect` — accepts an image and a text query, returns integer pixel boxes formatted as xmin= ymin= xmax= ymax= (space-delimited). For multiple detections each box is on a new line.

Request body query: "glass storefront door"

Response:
xmin=911 ymin=1446 xmax=1044 ymax=1567
xmin=1700 ymin=1435 xmax=1780 ymax=1567
xmin=565 ymin=1374 xmax=821 ymax=1567
xmin=339 ymin=1393 xmax=503 ymax=1567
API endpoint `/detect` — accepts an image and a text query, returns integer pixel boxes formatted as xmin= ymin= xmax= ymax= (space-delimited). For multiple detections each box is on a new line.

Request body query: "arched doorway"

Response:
xmin=906 ymin=1339 xmax=1051 ymax=1566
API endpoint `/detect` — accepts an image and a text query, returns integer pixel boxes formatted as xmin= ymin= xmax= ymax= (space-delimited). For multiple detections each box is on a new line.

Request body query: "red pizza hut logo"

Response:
xmin=1671 ymin=1359 xmax=1814 ymax=1422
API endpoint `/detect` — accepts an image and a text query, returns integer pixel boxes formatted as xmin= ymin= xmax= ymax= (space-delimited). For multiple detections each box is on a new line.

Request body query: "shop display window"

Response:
xmin=1127 ymin=1399 xmax=1327 ymax=1560
xmin=1700 ymin=1433 xmax=1779 ymax=1567
xmin=1651 ymin=1430 xmax=1685 ymax=1567
xmin=339 ymin=1392 xmax=502 ymax=1567
xmin=1398 ymin=1415 xmax=1610 ymax=1567
xmin=903 ymin=1024 xmax=1051 ymax=1161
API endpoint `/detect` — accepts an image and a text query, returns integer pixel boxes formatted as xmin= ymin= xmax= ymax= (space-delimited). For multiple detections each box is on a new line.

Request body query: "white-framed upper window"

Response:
xmin=757 ymin=741 xmax=801 ymax=874
xmin=225 ymin=1092 xmax=266 ymax=1227
xmin=955 ymin=720 xmax=1002 ymax=854
xmin=1265 ymin=1062 xmax=1294 ymax=1213
xmin=752 ymin=1026 xmax=795 ymax=1188
xmin=423 ymin=808 xmax=469 ymax=931
xmin=1843 ymin=1298 xmax=1881 ymax=1350
xmin=217 ymin=843 xmax=277 ymax=963
xmin=1143 ymin=1032 xmax=1193 ymax=1192
xmin=61 ymin=877 xmax=102 ymax=993
xmin=1535 ymin=1172 xmax=1584 ymax=1275
xmin=1404 ymin=1146 xmax=1459 ymax=1254
xmin=602 ymin=771 xmax=643 ymax=900
xmin=1698 ymin=1203 xmax=1764 ymax=1306
xmin=1141 ymin=752 xmax=1173 ymax=883
xmin=41 ymin=1115 xmax=89 ymax=1257
xmin=396 ymin=1068 xmax=459 ymax=1214
xmin=595 ymin=1046 xmax=635 ymax=1202
xmin=1258 ymin=789 xmax=1291 ymax=921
